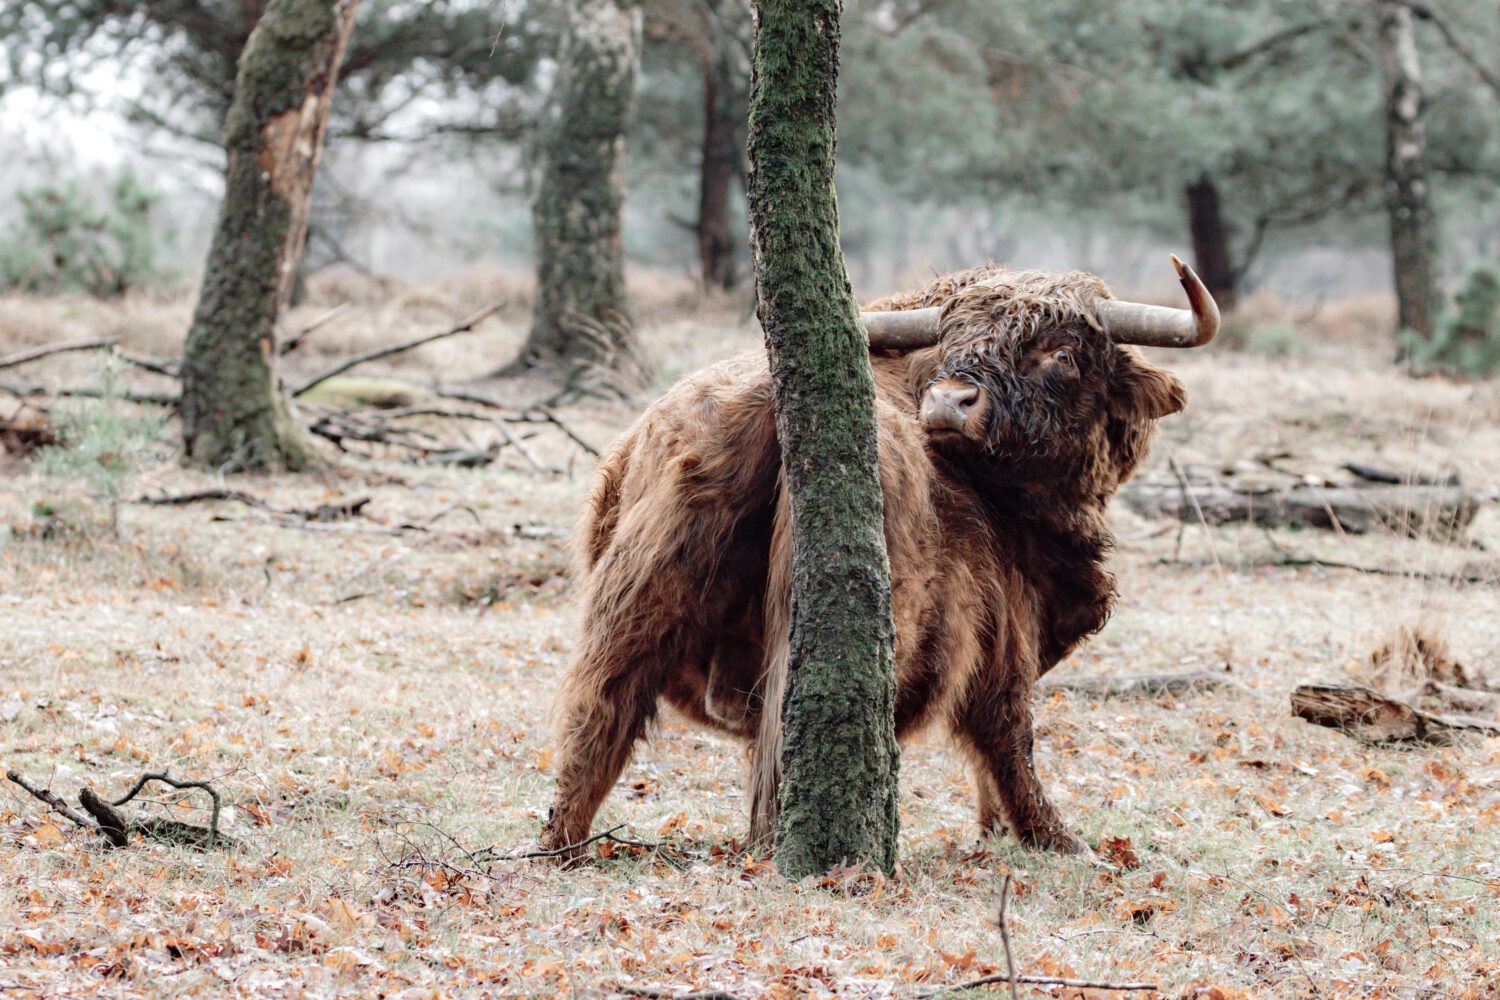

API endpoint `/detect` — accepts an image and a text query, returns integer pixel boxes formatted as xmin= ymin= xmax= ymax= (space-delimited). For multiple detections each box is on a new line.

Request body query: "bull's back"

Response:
xmin=575 ymin=353 xmax=782 ymax=581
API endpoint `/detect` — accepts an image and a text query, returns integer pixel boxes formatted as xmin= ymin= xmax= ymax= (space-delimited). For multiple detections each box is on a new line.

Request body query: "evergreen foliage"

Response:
xmin=1402 ymin=262 xmax=1500 ymax=374
xmin=0 ymin=172 xmax=174 ymax=298
xmin=35 ymin=361 xmax=168 ymax=536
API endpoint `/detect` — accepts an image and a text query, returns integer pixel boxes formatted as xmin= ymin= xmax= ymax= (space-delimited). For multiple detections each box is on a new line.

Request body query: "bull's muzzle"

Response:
xmin=921 ymin=380 xmax=982 ymax=434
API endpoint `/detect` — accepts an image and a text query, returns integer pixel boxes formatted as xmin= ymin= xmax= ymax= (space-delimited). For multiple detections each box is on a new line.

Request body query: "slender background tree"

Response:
xmin=747 ymin=0 xmax=901 ymax=878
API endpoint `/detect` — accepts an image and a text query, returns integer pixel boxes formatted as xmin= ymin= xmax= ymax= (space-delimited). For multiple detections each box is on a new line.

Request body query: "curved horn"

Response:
xmin=860 ymin=306 xmax=942 ymax=349
xmin=1096 ymin=254 xmax=1220 ymax=348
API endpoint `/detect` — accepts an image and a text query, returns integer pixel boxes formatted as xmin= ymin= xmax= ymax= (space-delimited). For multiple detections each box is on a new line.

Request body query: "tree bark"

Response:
xmin=1185 ymin=174 xmax=1237 ymax=311
xmin=514 ymin=0 xmax=646 ymax=383
xmin=748 ymin=0 xmax=900 ymax=879
xmin=180 ymin=0 xmax=360 ymax=471
xmin=696 ymin=0 xmax=749 ymax=291
xmin=1377 ymin=0 xmax=1441 ymax=347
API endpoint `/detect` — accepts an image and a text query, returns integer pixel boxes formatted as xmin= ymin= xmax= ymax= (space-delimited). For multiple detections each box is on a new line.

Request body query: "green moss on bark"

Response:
xmin=181 ymin=0 xmax=359 ymax=471
xmin=516 ymin=0 xmax=645 ymax=380
xmin=747 ymin=0 xmax=900 ymax=879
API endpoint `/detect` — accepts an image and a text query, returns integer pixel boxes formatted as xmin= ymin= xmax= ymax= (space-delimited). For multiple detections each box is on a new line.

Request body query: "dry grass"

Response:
xmin=1 ymin=277 xmax=1498 ymax=998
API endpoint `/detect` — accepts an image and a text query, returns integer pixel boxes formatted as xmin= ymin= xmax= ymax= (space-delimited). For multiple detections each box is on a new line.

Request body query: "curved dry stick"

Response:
xmin=111 ymin=771 xmax=223 ymax=847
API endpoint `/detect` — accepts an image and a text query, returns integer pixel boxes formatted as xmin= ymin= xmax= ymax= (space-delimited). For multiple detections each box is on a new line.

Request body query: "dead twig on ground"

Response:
xmin=921 ymin=973 xmax=1159 ymax=996
xmin=0 ymin=382 xmax=179 ymax=406
xmin=0 ymin=337 xmax=117 ymax=372
xmin=6 ymin=769 xmax=97 ymax=830
xmin=917 ymin=866 xmax=1158 ymax=997
xmin=996 ymin=873 xmax=1019 ymax=1000
xmin=112 ymin=348 xmax=180 ymax=378
xmin=424 ymin=387 xmax=602 ymax=457
xmin=291 ymin=302 xmax=505 ymax=398
xmin=491 ymin=417 xmax=551 ymax=474
xmin=280 ymin=303 xmax=353 ymax=355
xmin=617 ymin=989 xmax=742 ymax=1000
xmin=7 ymin=768 xmax=236 ymax=849
xmin=133 ymin=489 xmax=370 ymax=523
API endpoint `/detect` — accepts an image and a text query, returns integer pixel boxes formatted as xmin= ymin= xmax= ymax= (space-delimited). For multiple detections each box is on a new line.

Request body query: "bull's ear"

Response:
xmin=1106 ymin=350 xmax=1185 ymax=483
xmin=1109 ymin=349 xmax=1185 ymax=421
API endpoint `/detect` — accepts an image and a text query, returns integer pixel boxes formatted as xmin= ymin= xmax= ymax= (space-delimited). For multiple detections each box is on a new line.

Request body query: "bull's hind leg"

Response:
xmin=957 ymin=688 xmax=1088 ymax=855
xmin=541 ymin=643 xmax=664 ymax=859
xmin=540 ymin=552 xmax=722 ymax=859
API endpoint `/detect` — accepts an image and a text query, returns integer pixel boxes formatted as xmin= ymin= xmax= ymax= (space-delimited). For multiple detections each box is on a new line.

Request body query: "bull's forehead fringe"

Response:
xmin=866 ymin=264 xmax=1111 ymax=345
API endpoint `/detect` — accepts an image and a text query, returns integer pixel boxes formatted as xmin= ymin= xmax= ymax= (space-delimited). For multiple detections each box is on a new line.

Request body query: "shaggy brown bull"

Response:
xmin=541 ymin=259 xmax=1218 ymax=857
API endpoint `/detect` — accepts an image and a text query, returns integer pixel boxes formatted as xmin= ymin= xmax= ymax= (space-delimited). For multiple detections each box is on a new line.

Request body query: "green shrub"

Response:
xmin=1401 ymin=263 xmax=1500 ymax=376
xmin=0 ymin=170 xmax=175 ymax=298
xmin=34 ymin=361 xmax=169 ymax=536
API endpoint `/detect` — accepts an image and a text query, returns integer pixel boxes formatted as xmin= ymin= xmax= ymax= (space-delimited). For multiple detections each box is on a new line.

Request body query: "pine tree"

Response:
xmin=179 ymin=0 xmax=361 ymax=470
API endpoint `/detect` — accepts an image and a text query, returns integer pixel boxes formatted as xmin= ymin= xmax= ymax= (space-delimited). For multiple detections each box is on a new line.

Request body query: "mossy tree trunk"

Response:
xmin=514 ymin=0 xmax=647 ymax=386
xmin=696 ymin=0 xmax=749 ymax=291
xmin=180 ymin=0 xmax=360 ymax=471
xmin=747 ymin=0 xmax=900 ymax=879
xmin=1377 ymin=0 xmax=1441 ymax=348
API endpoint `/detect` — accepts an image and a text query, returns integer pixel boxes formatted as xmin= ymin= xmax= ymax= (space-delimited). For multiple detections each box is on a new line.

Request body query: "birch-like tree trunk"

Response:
xmin=180 ymin=0 xmax=360 ymax=470
xmin=748 ymin=0 xmax=900 ymax=879
xmin=1377 ymin=0 xmax=1441 ymax=346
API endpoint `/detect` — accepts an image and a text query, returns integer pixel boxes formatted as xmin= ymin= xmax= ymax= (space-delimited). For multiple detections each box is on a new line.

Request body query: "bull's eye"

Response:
xmin=1052 ymin=348 xmax=1073 ymax=367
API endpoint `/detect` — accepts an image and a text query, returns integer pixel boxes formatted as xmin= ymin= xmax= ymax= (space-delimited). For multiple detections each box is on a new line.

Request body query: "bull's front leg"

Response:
xmin=957 ymin=685 xmax=1089 ymax=856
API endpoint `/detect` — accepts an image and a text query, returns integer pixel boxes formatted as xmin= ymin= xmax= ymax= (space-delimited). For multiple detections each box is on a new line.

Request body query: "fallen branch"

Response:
xmin=1040 ymin=670 xmax=1230 ymax=699
xmin=617 ymin=989 xmax=742 ymax=1000
xmin=1291 ymin=684 xmax=1500 ymax=745
xmin=113 ymin=348 xmax=180 ymax=378
xmin=280 ymin=303 xmax=353 ymax=355
xmin=133 ymin=489 xmax=370 ymax=523
xmin=291 ymin=301 xmax=504 ymax=398
xmin=491 ymin=417 xmax=551 ymax=475
xmin=7 ymin=768 xmax=236 ymax=849
xmin=922 ymin=973 xmax=1159 ymax=996
xmin=996 ymin=874 xmax=1019 ymax=1000
xmin=0 ymin=382 xmax=179 ymax=406
xmin=0 ymin=337 xmax=116 ymax=372
xmin=917 ymin=849 xmax=1158 ymax=998
xmin=424 ymin=387 xmax=601 ymax=457
xmin=6 ymin=769 xmax=96 ymax=830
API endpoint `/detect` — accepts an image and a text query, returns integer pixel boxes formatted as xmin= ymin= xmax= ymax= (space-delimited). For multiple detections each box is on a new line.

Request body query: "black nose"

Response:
xmin=922 ymin=382 xmax=980 ymax=431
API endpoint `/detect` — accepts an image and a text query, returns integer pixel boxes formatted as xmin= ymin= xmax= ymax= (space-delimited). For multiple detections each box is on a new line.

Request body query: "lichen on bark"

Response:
xmin=747 ymin=0 xmax=901 ymax=879
xmin=180 ymin=0 xmax=360 ymax=471
xmin=512 ymin=0 xmax=647 ymax=387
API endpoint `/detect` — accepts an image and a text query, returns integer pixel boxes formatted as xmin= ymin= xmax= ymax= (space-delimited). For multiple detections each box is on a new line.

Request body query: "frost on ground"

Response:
xmin=1 ymin=282 xmax=1498 ymax=997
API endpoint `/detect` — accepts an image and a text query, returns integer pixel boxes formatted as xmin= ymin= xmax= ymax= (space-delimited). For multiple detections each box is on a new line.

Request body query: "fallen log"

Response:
xmin=1290 ymin=684 xmax=1500 ymax=745
xmin=1040 ymin=670 xmax=1231 ymax=699
xmin=1123 ymin=481 xmax=1480 ymax=538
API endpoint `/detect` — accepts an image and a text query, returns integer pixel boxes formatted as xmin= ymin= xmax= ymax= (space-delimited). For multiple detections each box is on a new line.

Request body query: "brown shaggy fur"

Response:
xmin=540 ymin=265 xmax=1187 ymax=857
